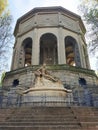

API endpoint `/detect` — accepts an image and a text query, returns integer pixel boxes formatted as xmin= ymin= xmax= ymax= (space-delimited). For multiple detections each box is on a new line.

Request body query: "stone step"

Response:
xmin=93 ymin=111 xmax=98 ymax=115
xmin=11 ymin=112 xmax=74 ymax=116
xmin=81 ymin=122 xmax=98 ymax=126
xmin=14 ymin=111 xmax=73 ymax=116
xmin=14 ymin=112 xmax=73 ymax=116
xmin=16 ymin=106 xmax=71 ymax=109
xmin=0 ymin=121 xmax=79 ymax=126
xmin=72 ymin=110 xmax=94 ymax=115
xmin=8 ymin=117 xmax=77 ymax=122
xmin=8 ymin=114 xmax=75 ymax=119
xmin=0 ymin=126 xmax=83 ymax=130
xmin=78 ymin=116 xmax=98 ymax=122
xmin=72 ymin=108 xmax=95 ymax=116
xmin=12 ymin=115 xmax=74 ymax=120
xmin=0 ymin=107 xmax=98 ymax=130
xmin=0 ymin=122 xmax=81 ymax=128
xmin=72 ymin=107 xmax=94 ymax=111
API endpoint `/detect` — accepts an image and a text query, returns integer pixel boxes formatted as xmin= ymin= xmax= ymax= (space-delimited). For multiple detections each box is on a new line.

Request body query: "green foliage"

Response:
xmin=0 ymin=72 xmax=5 ymax=87
xmin=82 ymin=0 xmax=98 ymax=3
xmin=0 ymin=0 xmax=8 ymax=15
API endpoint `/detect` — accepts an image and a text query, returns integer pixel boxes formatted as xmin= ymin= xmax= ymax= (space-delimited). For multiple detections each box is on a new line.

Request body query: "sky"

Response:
xmin=7 ymin=0 xmax=97 ymax=71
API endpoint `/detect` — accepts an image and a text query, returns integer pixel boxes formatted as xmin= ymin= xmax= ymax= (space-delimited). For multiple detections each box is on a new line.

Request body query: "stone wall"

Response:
xmin=3 ymin=64 xmax=98 ymax=88
xmin=2 ymin=64 xmax=98 ymax=106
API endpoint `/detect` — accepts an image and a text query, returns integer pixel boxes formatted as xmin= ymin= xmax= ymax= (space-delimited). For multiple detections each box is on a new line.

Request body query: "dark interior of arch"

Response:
xmin=23 ymin=38 xmax=32 ymax=66
xmin=40 ymin=33 xmax=58 ymax=65
xmin=65 ymin=36 xmax=81 ymax=67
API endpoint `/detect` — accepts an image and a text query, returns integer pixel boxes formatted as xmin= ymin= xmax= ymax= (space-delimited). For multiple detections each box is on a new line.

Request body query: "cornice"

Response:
xmin=14 ymin=6 xmax=86 ymax=36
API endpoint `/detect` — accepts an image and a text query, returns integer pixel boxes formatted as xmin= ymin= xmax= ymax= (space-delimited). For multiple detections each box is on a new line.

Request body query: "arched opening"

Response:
xmin=40 ymin=33 xmax=58 ymax=65
xmin=23 ymin=38 xmax=32 ymax=66
xmin=65 ymin=36 xmax=81 ymax=67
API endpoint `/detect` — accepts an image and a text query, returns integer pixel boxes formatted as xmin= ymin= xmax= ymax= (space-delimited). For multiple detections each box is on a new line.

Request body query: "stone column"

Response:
xmin=57 ymin=27 xmax=66 ymax=64
xmin=77 ymin=35 xmax=86 ymax=68
xmin=11 ymin=47 xmax=15 ymax=70
xmin=12 ymin=37 xmax=21 ymax=70
xmin=32 ymin=28 xmax=39 ymax=65
xmin=84 ymin=44 xmax=91 ymax=69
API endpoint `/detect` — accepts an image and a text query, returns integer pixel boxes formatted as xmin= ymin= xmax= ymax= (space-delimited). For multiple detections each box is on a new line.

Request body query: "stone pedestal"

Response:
xmin=21 ymin=75 xmax=73 ymax=106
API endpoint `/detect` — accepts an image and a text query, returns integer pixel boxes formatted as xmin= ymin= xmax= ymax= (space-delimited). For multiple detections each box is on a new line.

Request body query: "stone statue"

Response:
xmin=16 ymin=64 xmax=72 ymax=107
xmin=34 ymin=64 xmax=59 ymax=83
xmin=16 ymin=64 xmax=72 ymax=95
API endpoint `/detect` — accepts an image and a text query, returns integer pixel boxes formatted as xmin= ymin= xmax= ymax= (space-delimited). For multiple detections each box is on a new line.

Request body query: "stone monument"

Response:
xmin=16 ymin=64 xmax=72 ymax=106
xmin=2 ymin=6 xmax=98 ymax=107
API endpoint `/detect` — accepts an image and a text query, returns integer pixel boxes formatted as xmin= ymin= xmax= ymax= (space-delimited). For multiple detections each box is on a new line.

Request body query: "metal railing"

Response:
xmin=0 ymin=95 xmax=72 ymax=108
xmin=0 ymin=84 xmax=98 ymax=108
xmin=0 ymin=94 xmax=97 ymax=108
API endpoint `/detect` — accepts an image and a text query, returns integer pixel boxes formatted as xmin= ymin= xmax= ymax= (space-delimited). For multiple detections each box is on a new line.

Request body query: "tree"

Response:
xmin=82 ymin=0 xmax=98 ymax=3
xmin=0 ymin=0 xmax=8 ymax=15
xmin=0 ymin=0 xmax=13 ymax=73
xmin=78 ymin=0 xmax=98 ymax=69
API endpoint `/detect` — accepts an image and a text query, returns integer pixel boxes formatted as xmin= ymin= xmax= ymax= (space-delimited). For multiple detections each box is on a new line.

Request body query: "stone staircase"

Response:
xmin=0 ymin=106 xmax=98 ymax=130
xmin=72 ymin=107 xmax=98 ymax=130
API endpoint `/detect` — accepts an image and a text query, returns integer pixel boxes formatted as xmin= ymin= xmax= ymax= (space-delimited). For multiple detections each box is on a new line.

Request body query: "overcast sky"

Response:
xmin=7 ymin=0 xmax=97 ymax=70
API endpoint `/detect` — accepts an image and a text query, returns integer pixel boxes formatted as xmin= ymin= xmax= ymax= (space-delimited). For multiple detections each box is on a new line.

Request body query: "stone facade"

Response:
xmin=3 ymin=65 xmax=97 ymax=88
xmin=3 ymin=64 xmax=98 ymax=106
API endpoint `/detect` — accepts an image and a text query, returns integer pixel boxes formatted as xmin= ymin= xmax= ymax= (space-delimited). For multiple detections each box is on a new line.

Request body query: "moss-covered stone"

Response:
xmin=5 ymin=64 xmax=97 ymax=78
